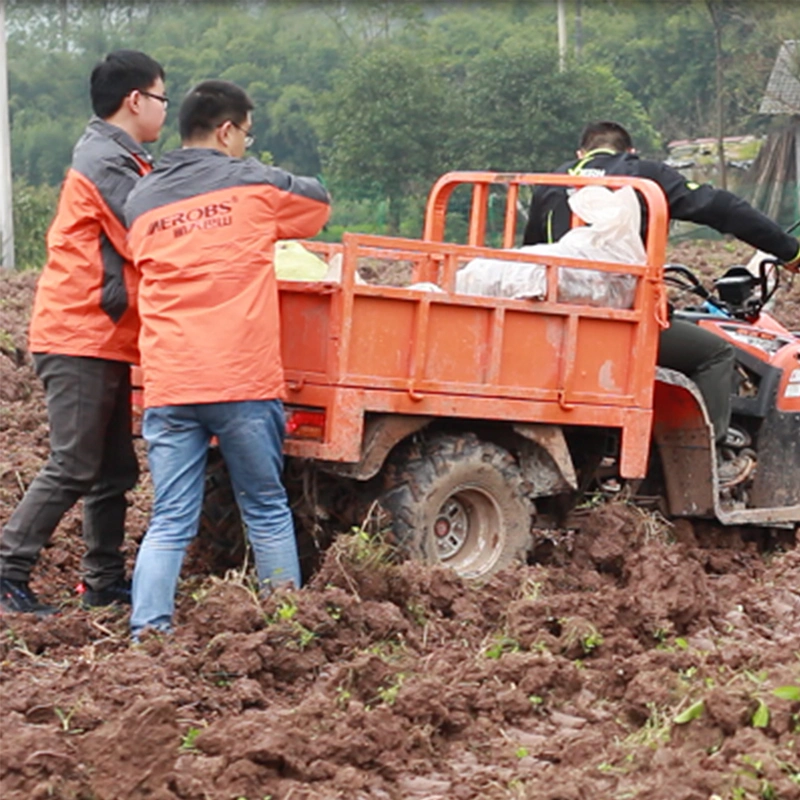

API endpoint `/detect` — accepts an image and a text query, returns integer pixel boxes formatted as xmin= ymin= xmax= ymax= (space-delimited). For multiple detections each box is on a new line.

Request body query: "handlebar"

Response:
xmin=664 ymin=258 xmax=785 ymax=321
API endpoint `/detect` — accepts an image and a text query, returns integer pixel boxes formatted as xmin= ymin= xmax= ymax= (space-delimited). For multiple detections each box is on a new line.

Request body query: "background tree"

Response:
xmin=4 ymin=0 xmax=800 ymax=255
xmin=319 ymin=43 xmax=449 ymax=234
xmin=456 ymin=41 xmax=657 ymax=171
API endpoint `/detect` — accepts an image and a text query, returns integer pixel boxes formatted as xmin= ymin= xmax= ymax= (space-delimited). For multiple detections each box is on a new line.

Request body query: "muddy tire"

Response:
xmin=191 ymin=451 xmax=320 ymax=582
xmin=188 ymin=450 xmax=248 ymax=575
xmin=381 ymin=433 xmax=533 ymax=579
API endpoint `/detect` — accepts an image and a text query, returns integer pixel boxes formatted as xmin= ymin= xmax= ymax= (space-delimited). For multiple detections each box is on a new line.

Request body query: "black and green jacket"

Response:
xmin=522 ymin=148 xmax=799 ymax=263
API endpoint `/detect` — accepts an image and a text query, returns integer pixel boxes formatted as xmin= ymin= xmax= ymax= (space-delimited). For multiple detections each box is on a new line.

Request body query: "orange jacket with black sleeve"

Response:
xmin=28 ymin=118 xmax=153 ymax=364
xmin=124 ymin=148 xmax=331 ymax=409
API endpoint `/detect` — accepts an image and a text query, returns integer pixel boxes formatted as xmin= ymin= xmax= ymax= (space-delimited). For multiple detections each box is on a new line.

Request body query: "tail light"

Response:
xmin=285 ymin=406 xmax=326 ymax=441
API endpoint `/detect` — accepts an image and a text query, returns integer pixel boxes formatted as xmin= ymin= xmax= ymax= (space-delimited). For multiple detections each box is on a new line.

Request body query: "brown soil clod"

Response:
xmin=2 ymin=248 xmax=799 ymax=799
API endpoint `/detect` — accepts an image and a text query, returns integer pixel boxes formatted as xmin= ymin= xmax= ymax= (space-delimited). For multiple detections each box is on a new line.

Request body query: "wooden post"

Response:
xmin=0 ymin=0 xmax=14 ymax=269
xmin=794 ymin=119 xmax=800 ymax=221
xmin=557 ymin=0 xmax=567 ymax=73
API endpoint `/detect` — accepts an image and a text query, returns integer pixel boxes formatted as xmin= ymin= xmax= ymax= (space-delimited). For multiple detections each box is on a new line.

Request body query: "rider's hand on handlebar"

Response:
xmin=784 ymin=244 xmax=800 ymax=273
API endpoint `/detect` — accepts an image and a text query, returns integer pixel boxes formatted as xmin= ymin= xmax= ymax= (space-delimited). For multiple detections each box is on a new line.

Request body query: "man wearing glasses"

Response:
xmin=0 ymin=50 xmax=167 ymax=616
xmin=124 ymin=80 xmax=330 ymax=639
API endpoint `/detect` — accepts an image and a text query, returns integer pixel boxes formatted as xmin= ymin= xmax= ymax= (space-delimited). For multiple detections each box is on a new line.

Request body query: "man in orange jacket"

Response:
xmin=125 ymin=80 xmax=330 ymax=638
xmin=0 ymin=51 xmax=167 ymax=616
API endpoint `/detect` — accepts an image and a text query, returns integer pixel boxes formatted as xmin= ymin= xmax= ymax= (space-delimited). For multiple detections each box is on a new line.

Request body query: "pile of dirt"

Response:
xmin=1 ymin=243 xmax=799 ymax=799
xmin=1 ymin=513 xmax=798 ymax=800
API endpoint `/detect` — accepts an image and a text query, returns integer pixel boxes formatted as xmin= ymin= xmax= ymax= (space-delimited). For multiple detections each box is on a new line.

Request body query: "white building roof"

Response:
xmin=760 ymin=40 xmax=800 ymax=115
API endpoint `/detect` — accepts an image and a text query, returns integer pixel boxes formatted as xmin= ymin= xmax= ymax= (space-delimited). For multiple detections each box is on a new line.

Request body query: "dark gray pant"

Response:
xmin=658 ymin=319 xmax=735 ymax=445
xmin=0 ymin=354 xmax=139 ymax=589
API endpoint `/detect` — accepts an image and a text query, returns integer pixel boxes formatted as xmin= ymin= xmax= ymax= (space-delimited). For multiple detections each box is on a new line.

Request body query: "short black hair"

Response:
xmin=579 ymin=121 xmax=633 ymax=153
xmin=90 ymin=50 xmax=165 ymax=119
xmin=178 ymin=80 xmax=254 ymax=142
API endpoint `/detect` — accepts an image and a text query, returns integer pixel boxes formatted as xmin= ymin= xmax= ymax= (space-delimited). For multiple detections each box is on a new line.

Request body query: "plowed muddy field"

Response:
xmin=1 ymin=241 xmax=799 ymax=800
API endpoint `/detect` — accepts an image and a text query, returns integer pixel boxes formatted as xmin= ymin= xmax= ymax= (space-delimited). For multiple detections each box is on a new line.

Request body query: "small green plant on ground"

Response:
xmin=483 ymin=633 xmax=521 ymax=660
xmin=674 ymin=678 xmax=800 ymax=734
xmin=180 ymin=726 xmax=203 ymax=753
xmin=674 ymin=698 xmax=706 ymax=725
xmin=264 ymin=594 xmax=316 ymax=649
xmin=376 ymin=672 xmax=406 ymax=706
xmin=336 ymin=685 xmax=352 ymax=709
xmin=0 ymin=329 xmax=16 ymax=354
xmin=561 ymin=617 xmax=604 ymax=657
xmin=274 ymin=597 xmax=298 ymax=621
xmin=625 ymin=702 xmax=672 ymax=749
xmin=346 ymin=523 xmax=396 ymax=567
xmin=54 ymin=702 xmax=84 ymax=734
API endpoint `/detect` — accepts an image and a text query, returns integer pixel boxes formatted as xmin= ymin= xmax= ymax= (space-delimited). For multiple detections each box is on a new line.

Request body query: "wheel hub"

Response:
xmin=433 ymin=497 xmax=470 ymax=559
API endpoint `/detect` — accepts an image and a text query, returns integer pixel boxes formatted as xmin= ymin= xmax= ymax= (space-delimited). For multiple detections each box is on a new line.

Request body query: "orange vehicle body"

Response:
xmin=277 ymin=172 xmax=669 ymax=480
xmin=131 ymin=171 xmax=798 ymax=577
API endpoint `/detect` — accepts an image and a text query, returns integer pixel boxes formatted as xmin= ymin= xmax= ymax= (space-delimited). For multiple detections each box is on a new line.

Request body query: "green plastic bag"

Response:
xmin=275 ymin=240 xmax=328 ymax=281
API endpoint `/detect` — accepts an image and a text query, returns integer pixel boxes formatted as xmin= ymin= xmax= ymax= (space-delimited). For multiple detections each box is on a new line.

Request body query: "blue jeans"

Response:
xmin=130 ymin=399 xmax=300 ymax=638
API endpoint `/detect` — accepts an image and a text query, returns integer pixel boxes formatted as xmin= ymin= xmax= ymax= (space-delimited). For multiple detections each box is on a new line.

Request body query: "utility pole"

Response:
xmin=0 ymin=0 xmax=14 ymax=269
xmin=557 ymin=0 xmax=567 ymax=73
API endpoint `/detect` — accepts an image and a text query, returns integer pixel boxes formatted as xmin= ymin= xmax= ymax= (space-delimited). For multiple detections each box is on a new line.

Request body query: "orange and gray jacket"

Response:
xmin=125 ymin=148 xmax=331 ymax=409
xmin=28 ymin=118 xmax=153 ymax=363
xmin=523 ymin=149 xmax=800 ymax=263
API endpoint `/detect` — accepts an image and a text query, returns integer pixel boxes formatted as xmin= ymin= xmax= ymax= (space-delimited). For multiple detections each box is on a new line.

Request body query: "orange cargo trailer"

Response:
xmin=273 ymin=172 xmax=671 ymax=577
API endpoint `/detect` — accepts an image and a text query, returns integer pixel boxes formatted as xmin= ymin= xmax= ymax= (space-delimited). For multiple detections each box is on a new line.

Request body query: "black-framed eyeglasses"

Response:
xmin=140 ymin=90 xmax=169 ymax=109
xmin=229 ymin=120 xmax=255 ymax=149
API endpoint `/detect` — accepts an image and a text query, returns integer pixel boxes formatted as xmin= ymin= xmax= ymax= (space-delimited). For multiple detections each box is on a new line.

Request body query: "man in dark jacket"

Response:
xmin=523 ymin=121 xmax=800 ymax=487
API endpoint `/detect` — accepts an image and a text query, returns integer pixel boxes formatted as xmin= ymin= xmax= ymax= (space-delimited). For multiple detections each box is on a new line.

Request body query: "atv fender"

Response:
xmin=652 ymin=367 xmax=716 ymax=518
xmin=653 ymin=368 xmax=800 ymax=525
xmin=513 ymin=423 xmax=578 ymax=496
xmin=316 ymin=414 xmax=433 ymax=480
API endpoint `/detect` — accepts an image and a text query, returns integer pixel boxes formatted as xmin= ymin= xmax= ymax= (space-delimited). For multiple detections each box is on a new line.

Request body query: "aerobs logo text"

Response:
xmin=146 ymin=199 xmax=235 ymax=238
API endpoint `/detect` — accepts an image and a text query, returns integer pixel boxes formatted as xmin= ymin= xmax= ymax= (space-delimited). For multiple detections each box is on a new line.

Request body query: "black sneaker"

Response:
xmin=80 ymin=578 xmax=132 ymax=608
xmin=0 ymin=578 xmax=57 ymax=617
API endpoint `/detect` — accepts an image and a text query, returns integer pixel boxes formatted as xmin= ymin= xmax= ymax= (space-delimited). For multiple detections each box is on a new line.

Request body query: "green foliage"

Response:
xmin=319 ymin=42 xmax=449 ymax=233
xmin=266 ymin=595 xmax=316 ymax=649
xmin=528 ymin=694 xmax=544 ymax=707
xmin=336 ymin=685 xmax=352 ymax=708
xmin=578 ymin=0 xmax=787 ymax=142
xmin=54 ymin=703 xmax=84 ymax=734
xmin=5 ymin=0 xmax=799 ymax=244
xmin=624 ymin=702 xmax=672 ymax=748
xmin=274 ymin=598 xmax=298 ymax=621
xmin=11 ymin=179 xmax=59 ymax=270
xmin=456 ymin=41 xmax=657 ymax=172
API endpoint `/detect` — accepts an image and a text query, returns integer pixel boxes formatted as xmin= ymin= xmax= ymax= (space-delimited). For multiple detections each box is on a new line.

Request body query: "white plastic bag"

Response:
xmin=456 ymin=185 xmax=645 ymax=309
xmin=456 ymin=256 xmax=548 ymax=300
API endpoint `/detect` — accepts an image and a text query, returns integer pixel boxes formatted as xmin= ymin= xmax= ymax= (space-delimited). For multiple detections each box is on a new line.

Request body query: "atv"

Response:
xmin=646 ymin=257 xmax=799 ymax=526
